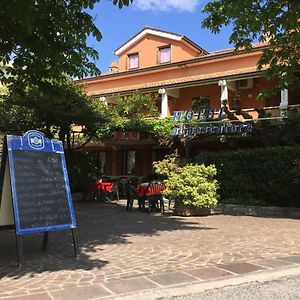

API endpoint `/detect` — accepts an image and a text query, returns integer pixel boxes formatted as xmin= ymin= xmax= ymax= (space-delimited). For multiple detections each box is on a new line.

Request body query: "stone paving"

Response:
xmin=0 ymin=200 xmax=299 ymax=299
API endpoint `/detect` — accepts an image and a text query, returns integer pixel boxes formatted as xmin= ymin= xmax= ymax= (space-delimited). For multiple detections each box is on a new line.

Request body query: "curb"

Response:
xmin=215 ymin=204 xmax=300 ymax=219
xmin=99 ymin=265 xmax=300 ymax=300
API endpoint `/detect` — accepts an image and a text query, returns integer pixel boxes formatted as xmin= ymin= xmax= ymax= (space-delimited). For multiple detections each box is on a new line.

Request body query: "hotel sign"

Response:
xmin=172 ymin=107 xmax=253 ymax=137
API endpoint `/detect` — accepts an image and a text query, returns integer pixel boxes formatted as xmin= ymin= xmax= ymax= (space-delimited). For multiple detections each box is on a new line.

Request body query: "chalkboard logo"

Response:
xmin=27 ymin=131 xmax=45 ymax=150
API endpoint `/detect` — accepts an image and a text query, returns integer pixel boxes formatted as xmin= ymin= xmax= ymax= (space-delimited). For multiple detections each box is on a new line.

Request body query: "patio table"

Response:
xmin=88 ymin=180 xmax=113 ymax=201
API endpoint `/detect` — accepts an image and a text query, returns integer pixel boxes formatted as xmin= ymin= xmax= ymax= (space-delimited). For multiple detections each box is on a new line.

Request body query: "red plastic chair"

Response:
xmin=145 ymin=182 xmax=165 ymax=213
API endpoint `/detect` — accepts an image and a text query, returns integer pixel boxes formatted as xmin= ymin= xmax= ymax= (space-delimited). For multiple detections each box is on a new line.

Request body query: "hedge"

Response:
xmin=194 ymin=145 xmax=300 ymax=207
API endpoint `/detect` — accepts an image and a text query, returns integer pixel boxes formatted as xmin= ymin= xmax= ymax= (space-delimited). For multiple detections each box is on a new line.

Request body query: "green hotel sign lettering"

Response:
xmin=172 ymin=108 xmax=253 ymax=137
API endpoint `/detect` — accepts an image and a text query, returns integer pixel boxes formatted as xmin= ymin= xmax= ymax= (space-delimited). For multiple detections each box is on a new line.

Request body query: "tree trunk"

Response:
xmin=66 ymin=130 xmax=71 ymax=150
xmin=58 ymin=128 xmax=66 ymax=147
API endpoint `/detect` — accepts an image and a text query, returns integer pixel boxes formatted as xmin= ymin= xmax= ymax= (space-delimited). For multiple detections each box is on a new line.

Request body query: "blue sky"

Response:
xmin=88 ymin=0 xmax=234 ymax=72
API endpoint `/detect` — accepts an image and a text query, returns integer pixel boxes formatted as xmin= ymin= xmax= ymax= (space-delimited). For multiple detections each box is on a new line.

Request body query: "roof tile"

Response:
xmin=88 ymin=66 xmax=262 ymax=96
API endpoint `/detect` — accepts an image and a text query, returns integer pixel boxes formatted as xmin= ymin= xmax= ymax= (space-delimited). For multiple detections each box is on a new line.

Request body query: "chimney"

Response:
xmin=109 ymin=60 xmax=119 ymax=73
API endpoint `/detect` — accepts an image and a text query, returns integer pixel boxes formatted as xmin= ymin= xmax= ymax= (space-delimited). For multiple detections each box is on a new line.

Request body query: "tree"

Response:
xmin=0 ymin=0 xmax=133 ymax=146
xmin=0 ymin=78 xmax=111 ymax=148
xmin=0 ymin=0 xmax=133 ymax=83
xmin=202 ymin=0 xmax=300 ymax=95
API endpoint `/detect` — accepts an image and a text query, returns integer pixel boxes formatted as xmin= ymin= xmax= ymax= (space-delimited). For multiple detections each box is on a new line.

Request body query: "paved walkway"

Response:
xmin=0 ymin=200 xmax=299 ymax=299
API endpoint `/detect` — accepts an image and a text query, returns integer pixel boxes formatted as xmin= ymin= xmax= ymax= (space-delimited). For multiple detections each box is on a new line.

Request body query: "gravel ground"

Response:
xmin=164 ymin=276 xmax=300 ymax=300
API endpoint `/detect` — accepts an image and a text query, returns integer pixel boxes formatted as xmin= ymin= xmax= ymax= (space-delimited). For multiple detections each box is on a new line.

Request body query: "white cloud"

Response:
xmin=134 ymin=0 xmax=199 ymax=13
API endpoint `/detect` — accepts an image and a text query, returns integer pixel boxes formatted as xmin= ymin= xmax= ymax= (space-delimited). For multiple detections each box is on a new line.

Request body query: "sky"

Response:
xmin=87 ymin=0 xmax=234 ymax=73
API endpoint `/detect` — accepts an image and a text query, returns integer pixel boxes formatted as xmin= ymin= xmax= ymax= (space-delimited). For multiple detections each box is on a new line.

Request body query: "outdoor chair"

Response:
xmin=144 ymin=181 xmax=165 ymax=213
xmin=101 ymin=176 xmax=111 ymax=182
xmin=109 ymin=181 xmax=120 ymax=201
xmin=100 ymin=181 xmax=113 ymax=202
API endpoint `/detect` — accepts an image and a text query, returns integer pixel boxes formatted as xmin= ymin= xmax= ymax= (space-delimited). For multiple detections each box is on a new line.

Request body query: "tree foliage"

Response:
xmin=94 ymin=92 xmax=160 ymax=138
xmin=0 ymin=0 xmax=132 ymax=146
xmin=114 ymin=92 xmax=159 ymax=119
xmin=0 ymin=0 xmax=133 ymax=83
xmin=202 ymin=0 xmax=300 ymax=94
xmin=0 ymin=78 xmax=111 ymax=148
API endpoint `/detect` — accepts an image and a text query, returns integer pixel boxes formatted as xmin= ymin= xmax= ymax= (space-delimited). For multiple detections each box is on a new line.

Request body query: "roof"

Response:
xmin=212 ymin=42 xmax=269 ymax=55
xmin=76 ymin=42 xmax=268 ymax=84
xmin=114 ymin=26 xmax=208 ymax=56
xmin=87 ymin=66 xmax=265 ymax=97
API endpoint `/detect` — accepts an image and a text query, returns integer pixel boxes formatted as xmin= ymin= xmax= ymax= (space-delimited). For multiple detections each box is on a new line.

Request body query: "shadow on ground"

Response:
xmin=0 ymin=201 xmax=216 ymax=278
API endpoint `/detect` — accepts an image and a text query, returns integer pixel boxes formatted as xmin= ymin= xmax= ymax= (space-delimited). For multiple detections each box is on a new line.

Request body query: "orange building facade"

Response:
xmin=77 ymin=27 xmax=300 ymax=178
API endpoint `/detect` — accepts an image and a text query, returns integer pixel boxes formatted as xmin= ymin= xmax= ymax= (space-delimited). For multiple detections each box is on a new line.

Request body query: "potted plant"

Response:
xmin=153 ymin=154 xmax=219 ymax=216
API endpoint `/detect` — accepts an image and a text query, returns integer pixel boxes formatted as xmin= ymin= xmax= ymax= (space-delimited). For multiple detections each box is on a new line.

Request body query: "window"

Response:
xmin=96 ymin=152 xmax=106 ymax=175
xmin=232 ymin=96 xmax=240 ymax=109
xmin=128 ymin=53 xmax=139 ymax=69
xmin=159 ymin=46 xmax=171 ymax=64
xmin=124 ymin=151 xmax=136 ymax=175
xmin=93 ymin=151 xmax=106 ymax=175
xmin=238 ymin=79 xmax=253 ymax=89
xmin=192 ymin=96 xmax=210 ymax=110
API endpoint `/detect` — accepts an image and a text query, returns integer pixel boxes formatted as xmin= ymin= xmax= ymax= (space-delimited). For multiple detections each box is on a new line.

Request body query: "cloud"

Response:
xmin=134 ymin=0 xmax=199 ymax=13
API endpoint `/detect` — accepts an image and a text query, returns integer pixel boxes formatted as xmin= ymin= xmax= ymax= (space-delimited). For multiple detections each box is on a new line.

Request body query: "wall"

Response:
xmin=170 ymin=77 xmax=281 ymax=114
xmin=176 ymin=84 xmax=221 ymax=111
xmin=235 ymin=77 xmax=280 ymax=109
xmin=117 ymin=34 xmax=200 ymax=71
xmin=84 ymin=51 xmax=263 ymax=98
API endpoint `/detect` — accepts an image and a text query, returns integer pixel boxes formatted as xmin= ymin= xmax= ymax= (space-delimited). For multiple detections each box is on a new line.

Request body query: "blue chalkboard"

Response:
xmin=6 ymin=130 xmax=76 ymax=235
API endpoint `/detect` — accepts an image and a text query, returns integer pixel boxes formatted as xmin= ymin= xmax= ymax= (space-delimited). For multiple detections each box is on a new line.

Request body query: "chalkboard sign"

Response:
xmin=12 ymin=150 xmax=72 ymax=232
xmin=3 ymin=130 xmax=76 ymax=234
xmin=0 ymin=130 xmax=79 ymax=266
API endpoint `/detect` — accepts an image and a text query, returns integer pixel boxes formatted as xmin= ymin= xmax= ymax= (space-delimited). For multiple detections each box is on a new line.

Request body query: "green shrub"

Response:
xmin=154 ymin=154 xmax=219 ymax=208
xmin=195 ymin=145 xmax=300 ymax=207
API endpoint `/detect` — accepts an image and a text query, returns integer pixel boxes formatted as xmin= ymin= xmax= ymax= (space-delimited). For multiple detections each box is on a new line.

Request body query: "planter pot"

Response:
xmin=174 ymin=202 xmax=212 ymax=216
